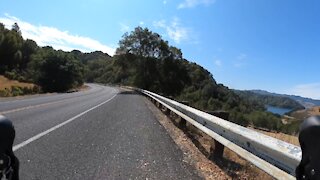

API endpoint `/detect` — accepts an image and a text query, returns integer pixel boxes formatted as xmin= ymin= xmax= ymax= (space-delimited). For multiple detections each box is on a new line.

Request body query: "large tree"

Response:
xmin=35 ymin=49 xmax=84 ymax=92
xmin=0 ymin=23 xmax=24 ymax=72
xmin=113 ymin=27 xmax=190 ymax=95
xmin=116 ymin=26 xmax=182 ymax=60
xmin=21 ymin=39 xmax=38 ymax=70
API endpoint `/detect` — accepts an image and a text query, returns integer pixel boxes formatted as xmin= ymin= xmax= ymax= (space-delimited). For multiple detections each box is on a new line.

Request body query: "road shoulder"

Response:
xmin=144 ymin=97 xmax=229 ymax=180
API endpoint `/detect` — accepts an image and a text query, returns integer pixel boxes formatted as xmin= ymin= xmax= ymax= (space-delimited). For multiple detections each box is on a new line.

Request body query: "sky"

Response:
xmin=0 ymin=0 xmax=319 ymax=99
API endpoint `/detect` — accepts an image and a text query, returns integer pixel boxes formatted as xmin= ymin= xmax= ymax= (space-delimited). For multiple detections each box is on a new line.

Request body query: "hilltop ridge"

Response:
xmin=250 ymin=90 xmax=320 ymax=108
xmin=234 ymin=90 xmax=305 ymax=110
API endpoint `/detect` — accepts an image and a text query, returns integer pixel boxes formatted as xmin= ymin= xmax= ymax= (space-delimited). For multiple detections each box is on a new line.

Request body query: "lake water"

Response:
xmin=266 ymin=105 xmax=293 ymax=115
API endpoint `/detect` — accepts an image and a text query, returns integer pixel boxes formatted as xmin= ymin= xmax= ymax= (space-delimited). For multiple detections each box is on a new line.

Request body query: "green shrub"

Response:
xmin=21 ymin=86 xmax=32 ymax=94
xmin=4 ymin=71 xmax=18 ymax=80
xmin=11 ymin=86 xmax=23 ymax=96
xmin=245 ymin=111 xmax=282 ymax=131
xmin=229 ymin=111 xmax=250 ymax=127
xmin=17 ymin=75 xmax=27 ymax=82
xmin=0 ymin=89 xmax=10 ymax=97
xmin=280 ymin=120 xmax=301 ymax=135
xmin=32 ymin=86 xmax=41 ymax=93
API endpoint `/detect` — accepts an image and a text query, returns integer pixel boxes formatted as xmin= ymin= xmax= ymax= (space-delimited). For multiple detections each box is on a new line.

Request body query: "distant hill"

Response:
xmin=71 ymin=50 xmax=112 ymax=64
xmin=234 ymin=90 xmax=305 ymax=110
xmin=250 ymin=90 xmax=320 ymax=108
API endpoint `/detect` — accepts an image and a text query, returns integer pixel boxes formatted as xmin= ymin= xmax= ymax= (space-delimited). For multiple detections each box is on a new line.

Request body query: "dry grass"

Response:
xmin=291 ymin=106 xmax=320 ymax=120
xmin=0 ymin=75 xmax=34 ymax=90
xmin=309 ymin=106 xmax=320 ymax=116
xmin=251 ymin=128 xmax=299 ymax=146
xmin=185 ymin=124 xmax=273 ymax=180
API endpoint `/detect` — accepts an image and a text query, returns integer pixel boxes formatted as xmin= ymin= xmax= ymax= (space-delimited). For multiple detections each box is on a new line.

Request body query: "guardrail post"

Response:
xmin=179 ymin=117 xmax=187 ymax=129
xmin=178 ymin=100 xmax=188 ymax=129
xmin=207 ymin=111 xmax=229 ymax=160
xmin=179 ymin=101 xmax=189 ymax=106
xmin=164 ymin=107 xmax=170 ymax=115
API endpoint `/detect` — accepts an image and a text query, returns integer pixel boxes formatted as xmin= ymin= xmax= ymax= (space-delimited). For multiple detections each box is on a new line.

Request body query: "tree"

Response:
xmin=0 ymin=23 xmax=5 ymax=45
xmin=159 ymin=58 xmax=189 ymax=95
xmin=12 ymin=23 xmax=21 ymax=35
xmin=0 ymin=26 xmax=23 ymax=72
xmin=36 ymin=50 xmax=84 ymax=92
xmin=116 ymin=26 xmax=182 ymax=60
xmin=21 ymin=39 xmax=38 ymax=70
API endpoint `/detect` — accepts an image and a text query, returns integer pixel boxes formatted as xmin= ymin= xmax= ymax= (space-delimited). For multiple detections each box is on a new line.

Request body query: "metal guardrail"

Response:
xmin=135 ymin=88 xmax=302 ymax=180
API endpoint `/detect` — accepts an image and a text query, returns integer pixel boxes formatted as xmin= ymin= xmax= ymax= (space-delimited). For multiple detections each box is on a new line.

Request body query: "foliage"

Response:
xmin=244 ymin=111 xmax=282 ymax=131
xmin=0 ymin=23 xmax=23 ymax=73
xmin=116 ymin=26 xmax=183 ymax=60
xmin=0 ymin=85 xmax=40 ymax=97
xmin=34 ymin=50 xmax=84 ymax=92
xmin=86 ymin=27 xmax=190 ymax=96
xmin=280 ymin=120 xmax=301 ymax=135
xmin=0 ymin=89 xmax=10 ymax=97
xmin=0 ymin=23 xmax=84 ymax=92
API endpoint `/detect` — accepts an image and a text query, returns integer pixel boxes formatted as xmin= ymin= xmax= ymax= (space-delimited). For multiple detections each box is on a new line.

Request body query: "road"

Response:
xmin=0 ymin=84 xmax=200 ymax=179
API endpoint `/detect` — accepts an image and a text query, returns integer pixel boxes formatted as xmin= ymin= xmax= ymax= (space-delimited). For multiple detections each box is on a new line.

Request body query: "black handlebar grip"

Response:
xmin=0 ymin=115 xmax=15 ymax=154
xmin=0 ymin=115 xmax=19 ymax=180
xmin=296 ymin=116 xmax=320 ymax=180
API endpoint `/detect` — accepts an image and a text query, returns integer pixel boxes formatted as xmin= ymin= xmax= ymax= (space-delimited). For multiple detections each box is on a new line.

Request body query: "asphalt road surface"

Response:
xmin=0 ymin=84 xmax=200 ymax=179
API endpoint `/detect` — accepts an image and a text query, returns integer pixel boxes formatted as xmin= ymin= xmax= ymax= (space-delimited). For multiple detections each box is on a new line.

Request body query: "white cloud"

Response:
xmin=153 ymin=20 xmax=166 ymax=28
xmin=178 ymin=0 xmax=216 ymax=9
xmin=214 ymin=59 xmax=222 ymax=67
xmin=0 ymin=14 xmax=115 ymax=55
xmin=237 ymin=53 xmax=247 ymax=60
xmin=120 ymin=23 xmax=130 ymax=33
xmin=153 ymin=18 xmax=190 ymax=44
xmin=234 ymin=53 xmax=247 ymax=67
xmin=139 ymin=21 xmax=145 ymax=26
xmin=289 ymin=83 xmax=320 ymax=100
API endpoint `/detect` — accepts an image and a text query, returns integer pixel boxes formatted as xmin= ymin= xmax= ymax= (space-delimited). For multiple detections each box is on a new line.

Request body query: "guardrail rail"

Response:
xmin=130 ymin=87 xmax=302 ymax=180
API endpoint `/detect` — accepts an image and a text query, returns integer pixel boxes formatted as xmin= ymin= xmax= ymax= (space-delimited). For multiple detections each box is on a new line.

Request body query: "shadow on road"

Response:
xmin=118 ymin=90 xmax=139 ymax=95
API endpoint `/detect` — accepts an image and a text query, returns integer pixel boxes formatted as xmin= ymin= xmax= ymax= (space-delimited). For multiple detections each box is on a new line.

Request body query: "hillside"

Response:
xmin=234 ymin=90 xmax=305 ymax=110
xmin=82 ymin=27 xmax=303 ymax=134
xmin=251 ymin=90 xmax=320 ymax=108
xmin=0 ymin=23 xmax=300 ymax=134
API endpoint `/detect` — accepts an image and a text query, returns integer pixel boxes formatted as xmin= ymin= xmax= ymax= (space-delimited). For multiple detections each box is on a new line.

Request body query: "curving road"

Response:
xmin=0 ymin=84 xmax=200 ymax=179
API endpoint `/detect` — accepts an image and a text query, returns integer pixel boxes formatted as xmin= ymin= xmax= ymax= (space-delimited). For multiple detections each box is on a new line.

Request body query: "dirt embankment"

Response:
xmin=0 ymin=75 xmax=35 ymax=90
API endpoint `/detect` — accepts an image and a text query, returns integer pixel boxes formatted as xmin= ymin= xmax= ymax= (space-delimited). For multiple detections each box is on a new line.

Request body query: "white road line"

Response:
xmin=13 ymin=92 xmax=118 ymax=152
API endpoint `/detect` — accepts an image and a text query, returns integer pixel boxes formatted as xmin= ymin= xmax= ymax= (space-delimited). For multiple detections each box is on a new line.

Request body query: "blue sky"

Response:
xmin=1 ymin=0 xmax=319 ymax=99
